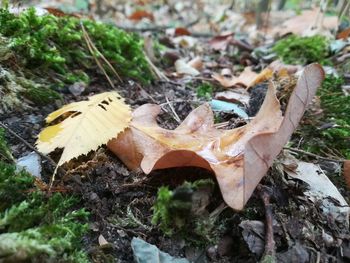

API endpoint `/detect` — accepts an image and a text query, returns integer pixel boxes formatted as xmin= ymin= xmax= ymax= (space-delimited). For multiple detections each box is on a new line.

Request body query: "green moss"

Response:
xmin=0 ymin=7 xmax=153 ymax=84
xmin=273 ymin=35 xmax=330 ymax=65
xmin=0 ymin=136 xmax=89 ymax=262
xmin=196 ymin=82 xmax=213 ymax=100
xmin=295 ymin=75 xmax=350 ymax=158
xmin=152 ymin=179 xmax=219 ymax=245
xmin=0 ymin=128 xmax=14 ymax=162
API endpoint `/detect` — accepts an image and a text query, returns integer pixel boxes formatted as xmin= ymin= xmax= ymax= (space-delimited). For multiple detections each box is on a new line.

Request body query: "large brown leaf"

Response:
xmin=108 ymin=64 xmax=324 ymax=210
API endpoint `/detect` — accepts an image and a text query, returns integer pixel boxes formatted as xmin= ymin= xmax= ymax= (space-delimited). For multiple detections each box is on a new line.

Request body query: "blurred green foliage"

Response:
xmin=0 ymin=7 xmax=153 ymax=84
xmin=273 ymin=35 xmax=330 ymax=65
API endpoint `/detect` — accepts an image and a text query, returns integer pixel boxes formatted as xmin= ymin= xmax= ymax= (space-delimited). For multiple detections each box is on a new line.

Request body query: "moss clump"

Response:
xmin=0 ymin=134 xmax=89 ymax=262
xmin=295 ymin=75 xmax=350 ymax=158
xmin=273 ymin=35 xmax=330 ymax=65
xmin=152 ymin=179 xmax=220 ymax=245
xmin=0 ymin=7 xmax=153 ymax=84
xmin=196 ymin=82 xmax=213 ymax=100
xmin=0 ymin=128 xmax=14 ymax=162
xmin=0 ymin=162 xmax=90 ymax=262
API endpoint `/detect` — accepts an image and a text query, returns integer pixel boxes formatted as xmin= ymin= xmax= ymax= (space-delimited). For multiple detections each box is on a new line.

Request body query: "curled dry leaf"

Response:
xmin=37 ymin=92 xmax=131 ymax=166
xmin=108 ymin=64 xmax=324 ymax=210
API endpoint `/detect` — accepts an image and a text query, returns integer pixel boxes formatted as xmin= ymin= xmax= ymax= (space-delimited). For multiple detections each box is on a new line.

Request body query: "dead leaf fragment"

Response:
xmin=209 ymin=32 xmax=234 ymax=51
xmin=284 ymin=160 xmax=349 ymax=225
xmin=98 ymin=234 xmax=109 ymax=246
xmin=175 ymin=59 xmax=200 ymax=76
xmin=128 ymin=10 xmax=154 ymax=21
xmin=272 ymin=8 xmax=338 ymax=37
xmin=215 ymin=88 xmax=250 ymax=106
xmin=175 ymin=27 xmax=191 ymax=36
xmin=37 ymin=92 xmax=131 ymax=166
xmin=108 ymin=64 xmax=324 ymax=210
xmin=212 ymin=67 xmax=258 ymax=88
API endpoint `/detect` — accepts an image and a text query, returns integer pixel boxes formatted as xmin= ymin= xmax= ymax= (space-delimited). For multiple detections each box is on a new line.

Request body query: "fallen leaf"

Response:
xmin=268 ymin=60 xmax=301 ymax=75
xmin=272 ymin=8 xmax=338 ymax=37
xmin=175 ymin=59 xmax=200 ymax=76
xmin=98 ymin=234 xmax=109 ymax=246
xmin=108 ymin=64 xmax=324 ymax=210
xmin=284 ymin=160 xmax=349 ymax=224
xmin=128 ymin=10 xmax=154 ymax=21
xmin=212 ymin=67 xmax=258 ymax=88
xmin=213 ymin=61 xmax=300 ymax=89
xmin=209 ymin=32 xmax=234 ymax=51
xmin=337 ymin=27 xmax=350 ymax=39
xmin=215 ymin=88 xmax=250 ymax=106
xmin=175 ymin=27 xmax=191 ymax=36
xmin=187 ymin=57 xmax=203 ymax=71
xmin=37 ymin=92 xmax=131 ymax=166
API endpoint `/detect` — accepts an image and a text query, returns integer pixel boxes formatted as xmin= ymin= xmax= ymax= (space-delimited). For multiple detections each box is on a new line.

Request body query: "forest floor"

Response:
xmin=0 ymin=1 xmax=350 ymax=262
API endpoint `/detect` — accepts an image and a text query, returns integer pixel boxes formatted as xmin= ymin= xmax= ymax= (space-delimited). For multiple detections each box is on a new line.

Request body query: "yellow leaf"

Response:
xmin=36 ymin=92 xmax=131 ymax=166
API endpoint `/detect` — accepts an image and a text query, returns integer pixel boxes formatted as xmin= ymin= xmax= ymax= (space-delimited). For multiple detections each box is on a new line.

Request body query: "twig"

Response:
xmin=80 ymin=22 xmax=122 ymax=88
xmin=83 ymin=24 xmax=122 ymax=82
xmin=258 ymin=185 xmax=276 ymax=263
xmin=81 ymin=23 xmax=115 ymax=88
xmin=143 ymin=51 xmax=169 ymax=81
xmin=0 ymin=121 xmax=62 ymax=172
xmin=165 ymin=96 xmax=181 ymax=124
xmin=283 ymin=147 xmax=345 ymax=163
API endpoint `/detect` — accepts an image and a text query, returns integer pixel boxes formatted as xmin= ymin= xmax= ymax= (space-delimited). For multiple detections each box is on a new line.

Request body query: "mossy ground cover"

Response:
xmin=294 ymin=75 xmax=350 ymax=159
xmin=0 ymin=7 xmax=153 ymax=111
xmin=273 ymin=35 xmax=331 ymax=65
xmin=0 ymin=128 xmax=89 ymax=262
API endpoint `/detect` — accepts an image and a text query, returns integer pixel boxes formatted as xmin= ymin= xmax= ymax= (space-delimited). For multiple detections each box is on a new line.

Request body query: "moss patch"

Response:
xmin=0 ymin=7 xmax=153 ymax=84
xmin=295 ymin=75 xmax=350 ymax=158
xmin=0 ymin=131 xmax=89 ymax=262
xmin=152 ymin=179 xmax=221 ymax=246
xmin=273 ymin=35 xmax=330 ymax=65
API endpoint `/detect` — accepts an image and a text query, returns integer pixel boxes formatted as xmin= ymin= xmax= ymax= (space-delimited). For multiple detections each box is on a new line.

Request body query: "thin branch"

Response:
xmin=0 ymin=121 xmax=62 ymax=172
xmin=284 ymin=147 xmax=345 ymax=163
xmin=258 ymin=185 xmax=276 ymax=263
xmin=165 ymin=96 xmax=181 ymax=124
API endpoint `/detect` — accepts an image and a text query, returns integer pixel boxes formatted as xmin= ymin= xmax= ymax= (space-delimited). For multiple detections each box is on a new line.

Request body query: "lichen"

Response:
xmin=273 ymin=35 xmax=330 ymax=65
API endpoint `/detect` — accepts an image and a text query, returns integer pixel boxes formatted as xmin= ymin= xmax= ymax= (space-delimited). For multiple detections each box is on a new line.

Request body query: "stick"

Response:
xmin=283 ymin=147 xmax=345 ymax=163
xmin=165 ymin=96 xmax=181 ymax=124
xmin=0 ymin=121 xmax=62 ymax=172
xmin=258 ymin=185 xmax=276 ymax=263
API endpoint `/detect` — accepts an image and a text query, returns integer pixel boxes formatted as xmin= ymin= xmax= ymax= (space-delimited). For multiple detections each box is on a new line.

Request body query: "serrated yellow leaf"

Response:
xmin=38 ymin=124 xmax=63 ymax=143
xmin=36 ymin=91 xmax=131 ymax=166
